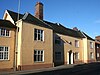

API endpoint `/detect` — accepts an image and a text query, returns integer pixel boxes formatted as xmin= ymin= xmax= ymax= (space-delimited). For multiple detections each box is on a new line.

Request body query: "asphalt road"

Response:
xmin=1 ymin=62 xmax=100 ymax=75
xmin=24 ymin=62 xmax=100 ymax=75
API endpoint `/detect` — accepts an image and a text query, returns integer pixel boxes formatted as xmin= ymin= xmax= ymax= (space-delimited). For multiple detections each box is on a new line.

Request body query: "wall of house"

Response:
xmin=83 ymin=38 xmax=96 ymax=63
xmin=17 ymin=21 xmax=53 ymax=70
xmin=87 ymin=40 xmax=96 ymax=62
xmin=0 ymin=28 xmax=16 ymax=71
xmin=3 ymin=11 xmax=15 ymax=24
xmin=95 ymin=43 xmax=100 ymax=61
xmin=16 ymin=20 xmax=23 ymax=68
xmin=83 ymin=38 xmax=88 ymax=63
xmin=53 ymin=33 xmax=84 ymax=65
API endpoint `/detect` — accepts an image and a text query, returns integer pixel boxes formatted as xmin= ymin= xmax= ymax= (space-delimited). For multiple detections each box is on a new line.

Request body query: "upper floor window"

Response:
xmin=90 ymin=42 xmax=93 ymax=49
xmin=0 ymin=28 xmax=10 ymax=37
xmin=0 ymin=46 xmax=9 ymax=60
xmin=34 ymin=50 xmax=44 ymax=62
xmin=75 ymin=40 xmax=79 ymax=47
xmin=55 ymin=37 xmax=61 ymax=45
xmin=34 ymin=29 xmax=44 ymax=41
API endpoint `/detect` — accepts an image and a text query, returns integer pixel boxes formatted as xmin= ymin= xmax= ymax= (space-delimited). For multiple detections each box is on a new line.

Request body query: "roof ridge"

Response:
xmin=44 ymin=20 xmax=80 ymax=33
xmin=22 ymin=12 xmax=29 ymax=20
xmin=7 ymin=9 xmax=23 ymax=15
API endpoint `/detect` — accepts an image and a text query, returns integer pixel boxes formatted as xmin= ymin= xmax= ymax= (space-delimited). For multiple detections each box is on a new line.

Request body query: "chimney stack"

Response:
xmin=73 ymin=27 xmax=78 ymax=31
xmin=35 ymin=2 xmax=43 ymax=20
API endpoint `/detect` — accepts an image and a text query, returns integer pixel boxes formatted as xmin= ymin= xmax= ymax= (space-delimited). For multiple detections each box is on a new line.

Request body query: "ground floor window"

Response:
xmin=0 ymin=46 xmax=9 ymax=60
xmin=34 ymin=50 xmax=44 ymax=62
xmin=74 ymin=52 xmax=79 ymax=60
xmin=55 ymin=52 xmax=61 ymax=60
xmin=90 ymin=52 xmax=94 ymax=59
xmin=97 ymin=53 xmax=100 ymax=57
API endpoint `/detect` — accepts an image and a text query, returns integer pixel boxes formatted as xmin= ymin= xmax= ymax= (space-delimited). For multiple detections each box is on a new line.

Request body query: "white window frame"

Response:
xmin=0 ymin=28 xmax=10 ymax=37
xmin=90 ymin=52 xmax=94 ymax=59
xmin=34 ymin=50 xmax=44 ymax=62
xmin=97 ymin=53 xmax=100 ymax=57
xmin=34 ymin=29 xmax=44 ymax=41
xmin=75 ymin=40 xmax=79 ymax=47
xmin=74 ymin=52 xmax=79 ymax=60
xmin=90 ymin=42 xmax=93 ymax=49
xmin=0 ymin=46 xmax=9 ymax=60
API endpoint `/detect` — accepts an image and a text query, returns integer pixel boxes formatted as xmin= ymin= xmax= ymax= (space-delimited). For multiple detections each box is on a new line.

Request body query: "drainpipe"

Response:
xmin=14 ymin=24 xmax=19 ymax=71
xmin=14 ymin=0 xmax=21 ymax=71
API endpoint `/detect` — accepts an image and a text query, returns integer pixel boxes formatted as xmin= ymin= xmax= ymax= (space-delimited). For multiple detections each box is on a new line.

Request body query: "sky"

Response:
xmin=0 ymin=0 xmax=100 ymax=39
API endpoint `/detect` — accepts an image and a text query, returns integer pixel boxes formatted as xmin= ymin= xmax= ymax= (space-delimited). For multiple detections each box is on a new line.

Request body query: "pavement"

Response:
xmin=1 ymin=62 xmax=100 ymax=75
xmin=0 ymin=64 xmax=76 ymax=75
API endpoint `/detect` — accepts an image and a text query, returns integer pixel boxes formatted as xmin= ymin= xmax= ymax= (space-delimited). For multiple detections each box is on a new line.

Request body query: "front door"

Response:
xmin=67 ymin=50 xmax=74 ymax=64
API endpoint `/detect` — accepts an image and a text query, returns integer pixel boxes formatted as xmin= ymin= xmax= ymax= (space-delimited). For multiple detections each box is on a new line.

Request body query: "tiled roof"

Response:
xmin=7 ymin=10 xmax=24 ymax=22
xmin=0 ymin=19 xmax=17 ymax=28
xmin=82 ymin=32 xmax=95 ymax=41
xmin=22 ymin=13 xmax=52 ymax=29
xmin=95 ymin=40 xmax=100 ymax=44
xmin=7 ymin=10 xmax=51 ymax=29
xmin=6 ymin=10 xmax=94 ymax=40
xmin=44 ymin=21 xmax=85 ymax=38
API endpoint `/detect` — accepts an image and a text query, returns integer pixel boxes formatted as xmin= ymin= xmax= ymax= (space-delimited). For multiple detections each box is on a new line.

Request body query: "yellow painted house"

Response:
xmin=0 ymin=2 xmax=96 ymax=71
xmin=0 ymin=19 xmax=16 ymax=71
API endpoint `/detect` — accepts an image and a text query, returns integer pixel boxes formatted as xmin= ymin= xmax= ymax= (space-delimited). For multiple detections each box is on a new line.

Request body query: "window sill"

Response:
xmin=0 ymin=36 xmax=11 ymax=38
xmin=75 ymin=47 xmax=79 ymax=48
xmin=34 ymin=40 xmax=45 ymax=43
xmin=0 ymin=60 xmax=10 ymax=61
xmin=34 ymin=61 xmax=44 ymax=63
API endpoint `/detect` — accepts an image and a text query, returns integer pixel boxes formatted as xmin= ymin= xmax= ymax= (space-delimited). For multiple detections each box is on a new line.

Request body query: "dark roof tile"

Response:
xmin=7 ymin=10 xmax=24 ymax=22
xmin=0 ymin=19 xmax=17 ymax=28
xmin=44 ymin=21 xmax=85 ymax=38
xmin=22 ymin=13 xmax=52 ymax=29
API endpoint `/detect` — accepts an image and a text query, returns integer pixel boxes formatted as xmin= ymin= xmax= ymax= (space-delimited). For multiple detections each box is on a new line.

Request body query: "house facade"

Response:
xmin=0 ymin=20 xmax=16 ymax=71
xmin=44 ymin=21 xmax=96 ymax=66
xmin=0 ymin=2 xmax=96 ymax=71
xmin=95 ymin=36 xmax=100 ymax=61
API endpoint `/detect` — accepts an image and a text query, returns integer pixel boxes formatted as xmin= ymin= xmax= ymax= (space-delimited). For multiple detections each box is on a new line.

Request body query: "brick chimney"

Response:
xmin=35 ymin=2 xmax=43 ymax=20
xmin=73 ymin=27 xmax=78 ymax=31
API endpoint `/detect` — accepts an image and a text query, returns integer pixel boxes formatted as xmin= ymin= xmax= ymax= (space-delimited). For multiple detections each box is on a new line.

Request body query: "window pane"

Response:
xmin=90 ymin=42 xmax=93 ymax=48
xmin=41 ymin=51 xmax=43 ymax=54
xmin=38 ymin=34 xmax=40 ymax=40
xmin=34 ymin=29 xmax=44 ymax=41
xmin=0 ymin=47 xmax=9 ymax=60
xmin=34 ymin=50 xmax=37 ymax=55
xmin=1 ymin=28 xmax=5 ymax=36
xmin=55 ymin=52 xmax=61 ymax=60
xmin=75 ymin=52 xmax=79 ymax=60
xmin=0 ymin=52 xmax=3 ymax=59
xmin=90 ymin=52 xmax=93 ymax=59
xmin=75 ymin=40 xmax=79 ymax=47
xmin=34 ymin=50 xmax=44 ymax=62
xmin=34 ymin=29 xmax=37 ymax=40
xmin=34 ymin=55 xmax=36 ymax=61
xmin=5 ymin=47 xmax=8 ymax=51
xmin=38 ymin=51 xmax=40 ymax=55
xmin=6 ymin=30 xmax=9 ymax=36
xmin=0 ymin=47 xmax=4 ymax=51
xmin=40 ymin=30 xmax=43 ymax=41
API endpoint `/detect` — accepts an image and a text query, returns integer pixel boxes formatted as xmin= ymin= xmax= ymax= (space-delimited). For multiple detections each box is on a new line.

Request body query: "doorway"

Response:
xmin=67 ymin=50 xmax=74 ymax=64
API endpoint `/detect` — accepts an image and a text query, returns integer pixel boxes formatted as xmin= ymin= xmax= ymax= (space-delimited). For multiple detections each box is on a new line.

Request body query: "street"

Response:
xmin=1 ymin=62 xmax=100 ymax=75
xmin=24 ymin=62 xmax=100 ymax=75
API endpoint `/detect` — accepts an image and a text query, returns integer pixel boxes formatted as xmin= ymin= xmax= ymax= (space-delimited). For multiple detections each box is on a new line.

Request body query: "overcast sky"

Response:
xmin=0 ymin=0 xmax=100 ymax=38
